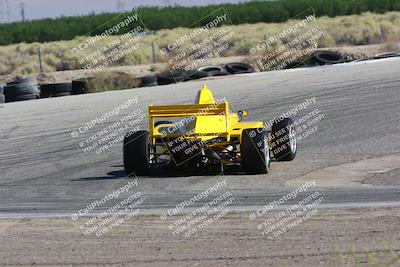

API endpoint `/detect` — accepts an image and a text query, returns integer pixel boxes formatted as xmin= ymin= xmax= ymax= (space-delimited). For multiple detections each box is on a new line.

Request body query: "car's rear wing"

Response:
xmin=148 ymin=102 xmax=230 ymax=144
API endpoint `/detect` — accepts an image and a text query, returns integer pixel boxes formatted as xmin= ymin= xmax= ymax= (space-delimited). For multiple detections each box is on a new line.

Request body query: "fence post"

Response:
xmin=264 ymin=34 xmax=269 ymax=48
xmin=363 ymin=29 xmax=370 ymax=44
xmin=38 ymin=48 xmax=44 ymax=74
xmin=151 ymin=41 xmax=157 ymax=64
xmin=380 ymin=24 xmax=386 ymax=40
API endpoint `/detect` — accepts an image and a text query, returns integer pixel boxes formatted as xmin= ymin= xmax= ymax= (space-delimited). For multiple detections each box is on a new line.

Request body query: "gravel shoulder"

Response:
xmin=0 ymin=207 xmax=399 ymax=266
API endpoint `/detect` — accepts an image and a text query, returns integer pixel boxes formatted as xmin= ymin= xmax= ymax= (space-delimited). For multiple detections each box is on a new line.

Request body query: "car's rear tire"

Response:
xmin=123 ymin=131 xmax=150 ymax=176
xmin=271 ymin=118 xmax=297 ymax=161
xmin=241 ymin=129 xmax=270 ymax=174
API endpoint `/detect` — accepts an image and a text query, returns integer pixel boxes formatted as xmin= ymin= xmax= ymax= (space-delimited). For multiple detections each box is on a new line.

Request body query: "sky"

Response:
xmin=0 ymin=0 xmax=247 ymax=23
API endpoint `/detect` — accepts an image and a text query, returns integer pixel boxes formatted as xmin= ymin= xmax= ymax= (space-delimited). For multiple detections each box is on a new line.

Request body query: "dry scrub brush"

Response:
xmin=0 ymin=12 xmax=399 ymax=75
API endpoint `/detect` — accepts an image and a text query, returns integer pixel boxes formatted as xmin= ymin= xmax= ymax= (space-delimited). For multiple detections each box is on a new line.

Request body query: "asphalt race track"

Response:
xmin=0 ymin=58 xmax=400 ymax=217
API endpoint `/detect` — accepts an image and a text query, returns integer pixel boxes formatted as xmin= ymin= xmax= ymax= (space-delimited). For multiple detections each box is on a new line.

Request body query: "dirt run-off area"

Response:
xmin=1 ymin=207 xmax=399 ymax=266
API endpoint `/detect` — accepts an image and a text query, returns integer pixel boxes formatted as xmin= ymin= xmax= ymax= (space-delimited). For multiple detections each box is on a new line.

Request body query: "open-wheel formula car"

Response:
xmin=123 ymin=84 xmax=297 ymax=176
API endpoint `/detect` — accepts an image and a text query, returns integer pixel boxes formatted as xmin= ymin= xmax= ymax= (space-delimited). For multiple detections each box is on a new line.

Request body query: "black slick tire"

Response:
xmin=271 ymin=118 xmax=297 ymax=161
xmin=123 ymin=131 xmax=150 ymax=176
xmin=241 ymin=128 xmax=270 ymax=174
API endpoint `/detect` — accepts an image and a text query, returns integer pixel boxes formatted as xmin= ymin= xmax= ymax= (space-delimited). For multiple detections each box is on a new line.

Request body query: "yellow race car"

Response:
xmin=123 ymin=84 xmax=297 ymax=176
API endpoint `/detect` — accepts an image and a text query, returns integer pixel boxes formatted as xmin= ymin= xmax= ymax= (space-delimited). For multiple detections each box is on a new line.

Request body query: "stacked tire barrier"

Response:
xmin=285 ymin=51 xmax=345 ymax=69
xmin=40 ymin=83 xmax=72 ymax=98
xmin=3 ymin=49 xmax=397 ymax=103
xmin=4 ymin=76 xmax=40 ymax=102
xmin=283 ymin=50 xmax=399 ymax=70
xmin=0 ymin=61 xmax=255 ymax=102
xmin=71 ymin=78 xmax=91 ymax=95
xmin=374 ymin=52 xmax=400 ymax=59
xmin=284 ymin=60 xmax=309 ymax=69
xmin=143 ymin=63 xmax=255 ymax=86
xmin=183 ymin=70 xmax=208 ymax=81
xmin=198 ymin=66 xmax=230 ymax=77
xmin=312 ymin=51 xmax=344 ymax=65
xmin=198 ymin=63 xmax=255 ymax=76
xmin=225 ymin=63 xmax=255 ymax=74
xmin=157 ymin=70 xmax=187 ymax=85
xmin=0 ymin=83 xmax=5 ymax=103
xmin=140 ymin=75 xmax=158 ymax=87
xmin=0 ymin=51 xmax=354 ymax=103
